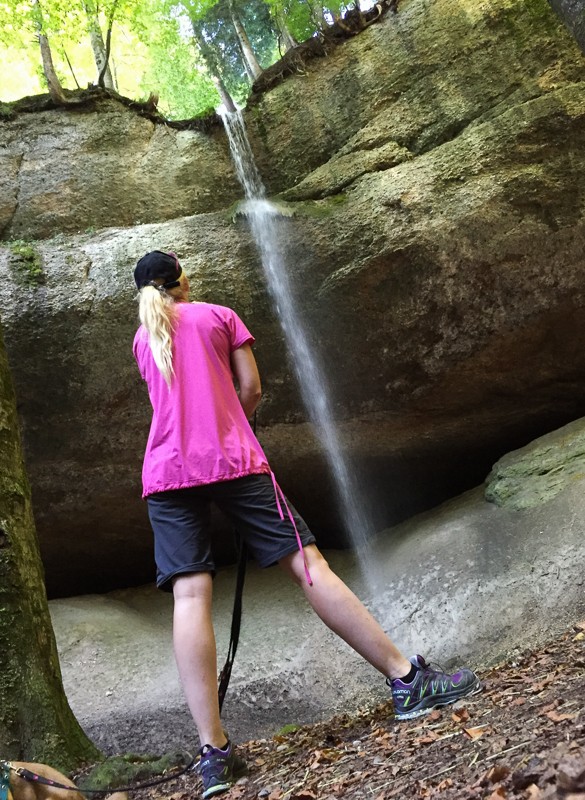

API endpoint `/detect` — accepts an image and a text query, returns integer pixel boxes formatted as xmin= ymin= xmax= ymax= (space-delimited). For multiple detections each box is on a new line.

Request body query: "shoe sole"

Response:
xmin=394 ymin=679 xmax=483 ymax=721
xmin=202 ymin=780 xmax=233 ymax=799
xmin=201 ymin=764 xmax=248 ymax=798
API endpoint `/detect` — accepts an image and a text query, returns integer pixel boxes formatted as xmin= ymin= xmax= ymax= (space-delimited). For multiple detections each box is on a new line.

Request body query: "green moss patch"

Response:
xmin=76 ymin=751 xmax=192 ymax=792
xmin=288 ymin=193 xmax=348 ymax=218
xmin=8 ymin=241 xmax=45 ymax=287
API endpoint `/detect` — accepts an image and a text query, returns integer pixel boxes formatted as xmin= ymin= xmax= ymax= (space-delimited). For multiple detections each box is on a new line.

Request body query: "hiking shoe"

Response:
xmin=198 ymin=741 xmax=248 ymax=799
xmin=388 ymin=655 xmax=482 ymax=720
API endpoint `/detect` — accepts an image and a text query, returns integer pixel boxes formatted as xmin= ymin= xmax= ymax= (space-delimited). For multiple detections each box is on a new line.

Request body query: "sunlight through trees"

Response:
xmin=0 ymin=0 xmax=374 ymax=117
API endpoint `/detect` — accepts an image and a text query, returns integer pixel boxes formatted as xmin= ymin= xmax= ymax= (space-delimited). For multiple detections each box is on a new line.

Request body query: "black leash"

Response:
xmin=217 ymin=535 xmax=247 ymax=713
xmin=217 ymin=410 xmax=256 ymax=713
xmin=0 ymin=754 xmax=195 ymax=795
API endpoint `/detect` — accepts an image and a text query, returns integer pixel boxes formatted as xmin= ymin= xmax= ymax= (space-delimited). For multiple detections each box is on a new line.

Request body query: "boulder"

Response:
xmin=485 ymin=416 xmax=585 ymax=509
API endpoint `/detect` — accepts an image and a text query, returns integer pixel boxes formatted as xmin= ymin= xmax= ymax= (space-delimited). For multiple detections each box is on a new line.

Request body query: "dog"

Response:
xmin=5 ymin=762 xmax=127 ymax=800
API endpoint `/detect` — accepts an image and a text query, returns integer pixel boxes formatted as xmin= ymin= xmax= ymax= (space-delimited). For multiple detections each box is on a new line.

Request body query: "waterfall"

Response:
xmin=220 ymin=108 xmax=374 ymax=564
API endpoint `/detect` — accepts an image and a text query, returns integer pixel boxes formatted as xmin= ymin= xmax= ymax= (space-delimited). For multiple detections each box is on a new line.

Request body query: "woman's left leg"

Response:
xmin=172 ymin=572 xmax=226 ymax=748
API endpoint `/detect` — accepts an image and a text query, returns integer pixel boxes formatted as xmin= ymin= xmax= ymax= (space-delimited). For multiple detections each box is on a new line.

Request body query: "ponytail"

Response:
xmin=138 ymin=285 xmax=178 ymax=387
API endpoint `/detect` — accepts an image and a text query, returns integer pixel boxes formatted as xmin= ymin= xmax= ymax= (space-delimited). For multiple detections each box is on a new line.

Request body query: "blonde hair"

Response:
xmin=138 ymin=284 xmax=180 ymax=386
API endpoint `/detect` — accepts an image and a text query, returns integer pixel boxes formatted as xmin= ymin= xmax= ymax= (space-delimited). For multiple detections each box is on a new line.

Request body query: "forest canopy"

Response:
xmin=0 ymin=0 xmax=377 ymax=118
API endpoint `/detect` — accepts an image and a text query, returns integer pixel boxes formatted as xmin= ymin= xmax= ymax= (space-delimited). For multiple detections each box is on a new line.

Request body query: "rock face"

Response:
xmin=0 ymin=106 xmax=238 ymax=239
xmin=1 ymin=0 xmax=585 ymax=596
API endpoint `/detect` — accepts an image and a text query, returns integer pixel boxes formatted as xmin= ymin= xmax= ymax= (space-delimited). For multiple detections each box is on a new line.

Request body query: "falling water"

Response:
xmin=220 ymin=108 xmax=374 ymax=562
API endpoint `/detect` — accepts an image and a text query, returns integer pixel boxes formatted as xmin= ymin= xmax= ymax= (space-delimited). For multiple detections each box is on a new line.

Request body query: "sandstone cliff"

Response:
xmin=1 ymin=0 xmax=585 ymax=596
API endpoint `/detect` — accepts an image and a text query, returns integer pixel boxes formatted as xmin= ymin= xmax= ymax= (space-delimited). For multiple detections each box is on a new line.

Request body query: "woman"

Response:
xmin=132 ymin=250 xmax=481 ymax=799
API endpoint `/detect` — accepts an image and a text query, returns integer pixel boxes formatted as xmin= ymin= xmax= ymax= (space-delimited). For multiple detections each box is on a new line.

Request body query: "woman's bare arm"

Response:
xmin=230 ymin=344 xmax=262 ymax=419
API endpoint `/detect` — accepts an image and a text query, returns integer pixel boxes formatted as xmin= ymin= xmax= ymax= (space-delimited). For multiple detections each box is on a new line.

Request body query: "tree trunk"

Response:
xmin=85 ymin=2 xmax=116 ymax=90
xmin=38 ymin=33 xmax=68 ymax=103
xmin=0 ymin=321 xmax=101 ymax=771
xmin=276 ymin=19 xmax=298 ymax=53
xmin=306 ymin=0 xmax=327 ymax=30
xmin=275 ymin=14 xmax=298 ymax=53
xmin=32 ymin=0 xmax=68 ymax=104
xmin=211 ymin=75 xmax=237 ymax=113
xmin=228 ymin=0 xmax=263 ymax=81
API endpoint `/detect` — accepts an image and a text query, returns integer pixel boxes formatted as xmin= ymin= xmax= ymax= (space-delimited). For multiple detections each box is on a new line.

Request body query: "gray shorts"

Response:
xmin=146 ymin=473 xmax=316 ymax=591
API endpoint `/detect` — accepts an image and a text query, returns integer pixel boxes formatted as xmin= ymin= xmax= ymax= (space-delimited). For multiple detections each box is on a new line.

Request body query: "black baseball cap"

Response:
xmin=134 ymin=250 xmax=182 ymax=290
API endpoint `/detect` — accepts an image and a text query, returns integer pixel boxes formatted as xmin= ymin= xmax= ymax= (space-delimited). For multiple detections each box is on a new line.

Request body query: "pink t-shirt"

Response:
xmin=133 ymin=302 xmax=271 ymax=497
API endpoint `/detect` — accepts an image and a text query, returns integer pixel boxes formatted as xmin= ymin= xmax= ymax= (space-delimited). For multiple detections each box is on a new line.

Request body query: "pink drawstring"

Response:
xmin=270 ymin=471 xmax=313 ymax=586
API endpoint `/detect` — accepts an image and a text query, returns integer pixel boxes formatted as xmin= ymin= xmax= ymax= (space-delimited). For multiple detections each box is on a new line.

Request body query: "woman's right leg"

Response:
xmin=172 ymin=572 xmax=226 ymax=749
xmin=279 ymin=544 xmax=412 ymax=680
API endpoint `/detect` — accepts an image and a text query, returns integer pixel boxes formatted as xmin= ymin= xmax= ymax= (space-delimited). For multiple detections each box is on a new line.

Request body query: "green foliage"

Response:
xmin=181 ymin=0 xmax=278 ymax=104
xmin=0 ymin=0 xmax=364 ymax=114
xmin=265 ymin=0 xmax=321 ymax=42
xmin=0 ymin=1 xmax=37 ymax=46
xmin=277 ymin=723 xmax=301 ymax=734
xmin=137 ymin=3 xmax=219 ymax=118
xmin=8 ymin=240 xmax=45 ymax=287
xmin=266 ymin=0 xmax=348 ymax=42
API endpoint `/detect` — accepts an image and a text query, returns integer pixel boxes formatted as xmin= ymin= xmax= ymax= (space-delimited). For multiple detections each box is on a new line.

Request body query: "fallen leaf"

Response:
xmin=452 ymin=708 xmax=470 ymax=723
xmin=545 ymin=709 xmax=577 ymax=723
xmin=309 ymin=748 xmax=343 ymax=768
xmin=488 ymin=786 xmax=507 ymax=799
xmin=529 ymin=675 xmax=555 ymax=693
xmin=573 ymin=620 xmax=585 ymax=632
xmin=573 ymin=632 xmax=585 ymax=641
xmin=464 ymin=726 xmax=488 ymax=740
xmin=486 ymin=765 xmax=511 ymax=784
xmin=415 ymin=729 xmax=441 ymax=744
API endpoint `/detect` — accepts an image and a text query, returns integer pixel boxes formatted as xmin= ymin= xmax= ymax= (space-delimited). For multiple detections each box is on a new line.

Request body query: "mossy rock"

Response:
xmin=75 ymin=751 xmax=193 ymax=792
xmin=485 ymin=418 xmax=585 ymax=509
xmin=7 ymin=241 xmax=45 ymax=287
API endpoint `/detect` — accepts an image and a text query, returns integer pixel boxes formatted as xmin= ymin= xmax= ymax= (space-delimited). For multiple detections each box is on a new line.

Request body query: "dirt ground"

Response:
xmin=120 ymin=621 xmax=585 ymax=800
